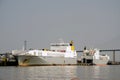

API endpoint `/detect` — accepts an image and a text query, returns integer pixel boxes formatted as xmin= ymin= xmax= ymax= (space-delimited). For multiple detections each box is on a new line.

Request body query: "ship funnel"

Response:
xmin=70 ymin=40 xmax=75 ymax=51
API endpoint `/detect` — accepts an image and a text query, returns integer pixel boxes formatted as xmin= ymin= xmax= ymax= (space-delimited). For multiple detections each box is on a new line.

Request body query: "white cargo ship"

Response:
xmin=12 ymin=41 xmax=77 ymax=66
xmin=80 ymin=47 xmax=110 ymax=65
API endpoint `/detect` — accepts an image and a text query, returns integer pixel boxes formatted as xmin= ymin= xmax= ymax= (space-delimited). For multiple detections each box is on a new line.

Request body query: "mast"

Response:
xmin=23 ymin=40 xmax=27 ymax=51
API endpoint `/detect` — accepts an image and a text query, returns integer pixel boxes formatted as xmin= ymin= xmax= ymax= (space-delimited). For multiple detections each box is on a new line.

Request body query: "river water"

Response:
xmin=0 ymin=65 xmax=120 ymax=80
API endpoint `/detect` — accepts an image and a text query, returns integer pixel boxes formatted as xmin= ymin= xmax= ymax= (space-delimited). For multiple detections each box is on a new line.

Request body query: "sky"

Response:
xmin=0 ymin=0 xmax=120 ymax=52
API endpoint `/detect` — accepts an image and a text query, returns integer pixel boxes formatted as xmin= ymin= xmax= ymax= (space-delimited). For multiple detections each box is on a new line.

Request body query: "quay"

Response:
xmin=0 ymin=53 xmax=18 ymax=66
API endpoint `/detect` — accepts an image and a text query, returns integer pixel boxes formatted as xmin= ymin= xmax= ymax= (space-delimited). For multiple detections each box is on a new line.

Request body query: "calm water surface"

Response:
xmin=0 ymin=65 xmax=120 ymax=80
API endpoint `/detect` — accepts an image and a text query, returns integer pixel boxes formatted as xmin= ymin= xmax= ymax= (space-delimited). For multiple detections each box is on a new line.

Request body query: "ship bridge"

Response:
xmin=50 ymin=43 xmax=70 ymax=51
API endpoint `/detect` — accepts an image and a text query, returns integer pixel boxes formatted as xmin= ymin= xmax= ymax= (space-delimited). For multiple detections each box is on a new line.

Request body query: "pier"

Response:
xmin=0 ymin=53 xmax=18 ymax=66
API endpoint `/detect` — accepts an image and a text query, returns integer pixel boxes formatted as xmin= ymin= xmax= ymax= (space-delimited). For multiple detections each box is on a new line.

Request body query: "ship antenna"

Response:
xmin=24 ymin=40 xmax=27 ymax=51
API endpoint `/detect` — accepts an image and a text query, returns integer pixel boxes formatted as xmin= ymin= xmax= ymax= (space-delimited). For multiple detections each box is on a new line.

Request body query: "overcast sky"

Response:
xmin=0 ymin=0 xmax=120 ymax=52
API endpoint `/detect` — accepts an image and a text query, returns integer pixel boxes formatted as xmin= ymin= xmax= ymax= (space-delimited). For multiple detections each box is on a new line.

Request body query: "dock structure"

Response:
xmin=0 ymin=53 xmax=18 ymax=66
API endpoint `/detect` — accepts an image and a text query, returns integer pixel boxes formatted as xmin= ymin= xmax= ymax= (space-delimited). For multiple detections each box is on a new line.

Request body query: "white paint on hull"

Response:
xmin=18 ymin=55 xmax=77 ymax=66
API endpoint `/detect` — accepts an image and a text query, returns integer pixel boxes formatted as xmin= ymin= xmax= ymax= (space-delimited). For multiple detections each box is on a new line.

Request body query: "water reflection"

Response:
xmin=15 ymin=66 xmax=79 ymax=80
xmin=93 ymin=66 xmax=100 ymax=79
xmin=0 ymin=66 xmax=120 ymax=80
xmin=76 ymin=66 xmax=110 ymax=80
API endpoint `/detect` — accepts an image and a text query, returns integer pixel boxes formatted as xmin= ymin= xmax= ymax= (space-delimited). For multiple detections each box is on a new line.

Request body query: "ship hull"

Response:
xmin=81 ymin=57 xmax=109 ymax=65
xmin=17 ymin=55 xmax=77 ymax=66
xmin=93 ymin=59 xmax=109 ymax=65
